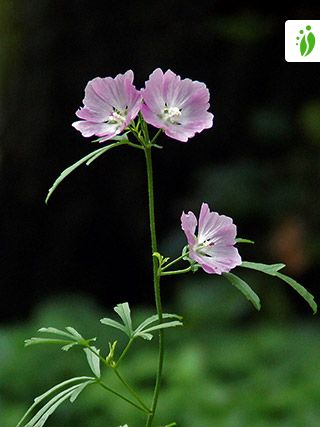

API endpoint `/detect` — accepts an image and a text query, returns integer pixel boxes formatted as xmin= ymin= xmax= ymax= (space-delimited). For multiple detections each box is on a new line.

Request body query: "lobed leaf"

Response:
xmin=100 ymin=318 xmax=128 ymax=335
xmin=134 ymin=313 xmax=183 ymax=335
xmin=223 ymin=272 xmax=261 ymax=311
xmin=16 ymin=377 xmax=94 ymax=427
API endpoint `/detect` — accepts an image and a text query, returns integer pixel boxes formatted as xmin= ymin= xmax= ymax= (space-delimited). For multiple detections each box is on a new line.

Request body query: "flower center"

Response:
xmin=196 ymin=239 xmax=213 ymax=255
xmin=161 ymin=105 xmax=182 ymax=125
xmin=107 ymin=108 xmax=127 ymax=126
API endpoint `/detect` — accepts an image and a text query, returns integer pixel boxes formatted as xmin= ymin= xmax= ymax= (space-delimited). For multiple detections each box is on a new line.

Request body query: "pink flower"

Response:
xmin=181 ymin=203 xmax=241 ymax=274
xmin=141 ymin=68 xmax=213 ymax=142
xmin=72 ymin=70 xmax=142 ymax=142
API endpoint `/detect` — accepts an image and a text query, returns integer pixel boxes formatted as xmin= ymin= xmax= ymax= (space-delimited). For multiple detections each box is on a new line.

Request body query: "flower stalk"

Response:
xmin=144 ymin=144 xmax=164 ymax=427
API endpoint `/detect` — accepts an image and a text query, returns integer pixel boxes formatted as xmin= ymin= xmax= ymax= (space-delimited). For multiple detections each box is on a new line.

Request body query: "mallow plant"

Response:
xmin=16 ymin=68 xmax=317 ymax=427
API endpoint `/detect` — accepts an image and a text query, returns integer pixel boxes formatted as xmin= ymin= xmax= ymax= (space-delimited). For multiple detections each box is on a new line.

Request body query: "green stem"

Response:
xmin=86 ymin=344 xmax=149 ymax=411
xmin=144 ymin=145 xmax=164 ymax=427
xmin=161 ymin=266 xmax=192 ymax=276
xmin=98 ymin=380 xmax=149 ymax=414
xmin=161 ymin=251 xmax=190 ymax=272
xmin=113 ymin=368 xmax=151 ymax=413
xmin=115 ymin=338 xmax=134 ymax=367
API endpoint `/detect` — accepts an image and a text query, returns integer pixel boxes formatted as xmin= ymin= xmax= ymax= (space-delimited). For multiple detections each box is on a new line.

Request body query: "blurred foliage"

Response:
xmin=1 ymin=283 xmax=320 ymax=427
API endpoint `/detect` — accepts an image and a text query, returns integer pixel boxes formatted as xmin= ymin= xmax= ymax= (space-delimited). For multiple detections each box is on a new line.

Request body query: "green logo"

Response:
xmin=296 ymin=25 xmax=316 ymax=56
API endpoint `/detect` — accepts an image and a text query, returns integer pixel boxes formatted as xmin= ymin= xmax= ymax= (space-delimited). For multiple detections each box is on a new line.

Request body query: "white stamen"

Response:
xmin=107 ymin=110 xmax=126 ymax=125
xmin=161 ymin=106 xmax=182 ymax=124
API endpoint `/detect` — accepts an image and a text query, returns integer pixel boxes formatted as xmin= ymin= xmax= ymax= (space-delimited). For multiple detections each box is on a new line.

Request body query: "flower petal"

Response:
xmin=181 ymin=211 xmax=197 ymax=246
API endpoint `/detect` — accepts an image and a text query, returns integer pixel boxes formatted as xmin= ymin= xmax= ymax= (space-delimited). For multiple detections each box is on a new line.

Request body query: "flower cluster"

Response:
xmin=73 ymin=68 xmax=214 ymax=143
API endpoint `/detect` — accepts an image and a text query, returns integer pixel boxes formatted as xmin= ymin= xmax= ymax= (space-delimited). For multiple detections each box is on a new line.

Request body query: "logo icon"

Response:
xmin=296 ymin=25 xmax=315 ymax=56
xmin=285 ymin=20 xmax=320 ymax=62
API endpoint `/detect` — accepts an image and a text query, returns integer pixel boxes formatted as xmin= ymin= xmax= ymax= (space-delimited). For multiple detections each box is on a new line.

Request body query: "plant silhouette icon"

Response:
xmin=296 ymin=25 xmax=316 ymax=56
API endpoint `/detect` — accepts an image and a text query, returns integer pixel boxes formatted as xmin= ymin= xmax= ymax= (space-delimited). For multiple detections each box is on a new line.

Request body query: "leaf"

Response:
xmin=113 ymin=303 xmax=133 ymax=336
xmin=235 ymin=238 xmax=255 ymax=244
xmin=300 ymin=34 xmax=307 ymax=56
xmin=61 ymin=342 xmax=79 ymax=352
xmin=134 ymin=313 xmax=183 ymax=335
xmin=26 ymin=385 xmax=80 ymax=427
xmin=140 ymin=320 xmax=183 ymax=335
xmin=65 ymin=326 xmax=83 ymax=339
xmin=240 ymin=261 xmax=285 ymax=276
xmin=38 ymin=327 xmax=76 ymax=340
xmin=24 ymin=338 xmax=75 ymax=347
xmin=83 ymin=347 xmax=101 ymax=378
xmin=276 ymin=272 xmax=317 ymax=314
xmin=45 ymin=141 xmax=127 ymax=204
xmin=240 ymin=261 xmax=317 ymax=314
xmin=223 ymin=272 xmax=261 ymax=311
xmin=100 ymin=318 xmax=127 ymax=335
xmin=306 ymin=31 xmax=316 ymax=56
xmin=16 ymin=376 xmax=94 ymax=427
xmin=69 ymin=380 xmax=93 ymax=403
xmin=17 ymin=377 xmax=96 ymax=427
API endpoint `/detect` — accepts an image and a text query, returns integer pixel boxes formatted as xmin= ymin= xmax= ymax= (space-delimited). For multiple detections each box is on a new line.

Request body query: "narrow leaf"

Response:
xmin=16 ymin=376 xmax=94 ymax=427
xmin=223 ymin=272 xmax=261 ymax=311
xmin=65 ymin=326 xmax=83 ymax=339
xmin=100 ymin=318 xmax=127 ymax=334
xmin=136 ymin=332 xmax=153 ymax=340
xmin=61 ymin=342 xmax=78 ymax=351
xmin=86 ymin=140 xmax=129 ymax=166
xmin=139 ymin=320 xmax=183 ymax=335
xmin=45 ymin=141 xmax=125 ymax=204
xmin=114 ymin=303 xmax=133 ymax=334
xmin=240 ymin=261 xmax=285 ymax=276
xmin=25 ymin=338 xmax=75 ymax=347
xmin=84 ymin=347 xmax=101 ymax=378
xmin=69 ymin=380 xmax=94 ymax=403
xmin=276 ymin=272 xmax=317 ymax=314
xmin=134 ymin=313 xmax=182 ymax=335
xmin=25 ymin=385 xmax=80 ymax=427
xmin=38 ymin=327 xmax=76 ymax=340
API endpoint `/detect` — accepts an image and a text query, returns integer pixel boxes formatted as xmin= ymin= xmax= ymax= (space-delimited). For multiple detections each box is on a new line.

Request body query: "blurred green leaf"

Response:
xmin=223 ymin=272 xmax=261 ymax=311
xmin=276 ymin=272 xmax=317 ymax=314
xmin=241 ymin=261 xmax=285 ymax=275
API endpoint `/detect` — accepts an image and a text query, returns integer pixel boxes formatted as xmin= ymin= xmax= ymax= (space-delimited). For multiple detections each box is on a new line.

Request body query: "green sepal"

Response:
xmin=223 ymin=272 xmax=261 ymax=311
xmin=235 ymin=238 xmax=255 ymax=244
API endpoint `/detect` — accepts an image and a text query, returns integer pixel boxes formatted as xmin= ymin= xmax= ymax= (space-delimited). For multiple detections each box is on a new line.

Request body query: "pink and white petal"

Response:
xmin=163 ymin=125 xmax=193 ymax=142
xmin=142 ymin=68 xmax=166 ymax=113
xmin=82 ymin=77 xmax=115 ymax=112
xmin=181 ymin=211 xmax=197 ymax=246
xmin=72 ymin=120 xmax=118 ymax=139
xmin=204 ymin=245 xmax=242 ymax=274
xmin=198 ymin=205 xmax=234 ymax=244
xmin=140 ymin=104 xmax=165 ymax=129
xmin=72 ymin=120 xmax=107 ymax=137
xmin=76 ymin=106 xmax=110 ymax=122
